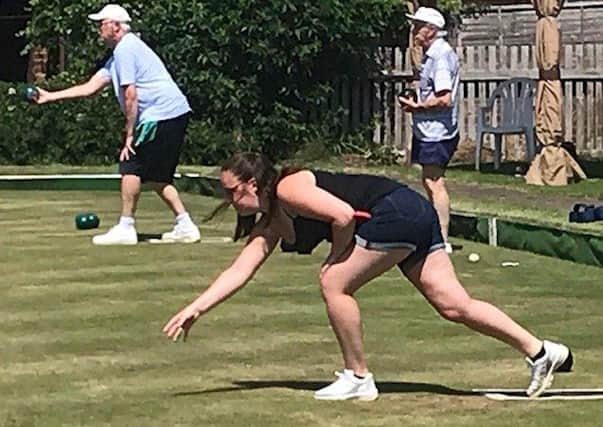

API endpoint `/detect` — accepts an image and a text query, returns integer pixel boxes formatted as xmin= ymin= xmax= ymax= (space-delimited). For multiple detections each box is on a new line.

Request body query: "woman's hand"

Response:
xmin=163 ymin=304 xmax=201 ymax=342
xmin=320 ymin=255 xmax=336 ymax=278
xmin=320 ymin=241 xmax=354 ymax=279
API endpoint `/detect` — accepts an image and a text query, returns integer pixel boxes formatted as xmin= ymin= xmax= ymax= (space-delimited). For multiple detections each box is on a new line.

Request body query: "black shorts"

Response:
xmin=354 ymin=187 xmax=445 ymax=274
xmin=411 ymin=134 xmax=459 ymax=167
xmin=119 ymin=113 xmax=190 ymax=184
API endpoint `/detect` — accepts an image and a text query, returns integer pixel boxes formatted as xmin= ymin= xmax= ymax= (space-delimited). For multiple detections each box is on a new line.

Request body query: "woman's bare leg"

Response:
xmin=403 ymin=249 xmax=543 ymax=357
xmin=319 ymin=245 xmax=412 ymax=375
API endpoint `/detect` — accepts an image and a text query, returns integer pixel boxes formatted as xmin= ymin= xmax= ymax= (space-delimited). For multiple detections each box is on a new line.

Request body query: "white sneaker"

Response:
xmin=526 ymin=340 xmax=573 ymax=398
xmin=445 ymin=242 xmax=453 ymax=254
xmin=314 ymin=369 xmax=379 ymax=401
xmin=92 ymin=225 xmax=137 ymax=245
xmin=161 ymin=223 xmax=201 ymax=243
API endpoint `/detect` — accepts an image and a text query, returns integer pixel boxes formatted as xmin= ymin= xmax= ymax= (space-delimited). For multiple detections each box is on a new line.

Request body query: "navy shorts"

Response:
xmin=119 ymin=113 xmax=189 ymax=184
xmin=354 ymin=187 xmax=445 ymax=274
xmin=411 ymin=134 xmax=459 ymax=166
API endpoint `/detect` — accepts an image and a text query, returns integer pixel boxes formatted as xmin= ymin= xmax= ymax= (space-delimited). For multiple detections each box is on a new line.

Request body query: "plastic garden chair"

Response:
xmin=475 ymin=78 xmax=537 ymax=170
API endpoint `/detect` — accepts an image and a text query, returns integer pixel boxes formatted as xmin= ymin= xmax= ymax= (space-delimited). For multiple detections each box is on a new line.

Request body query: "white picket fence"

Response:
xmin=331 ymin=43 xmax=603 ymax=160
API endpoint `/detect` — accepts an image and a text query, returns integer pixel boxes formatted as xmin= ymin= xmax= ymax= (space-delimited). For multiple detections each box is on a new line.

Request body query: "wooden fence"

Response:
xmin=332 ymin=42 xmax=603 ymax=160
xmin=459 ymin=1 xmax=603 ymax=46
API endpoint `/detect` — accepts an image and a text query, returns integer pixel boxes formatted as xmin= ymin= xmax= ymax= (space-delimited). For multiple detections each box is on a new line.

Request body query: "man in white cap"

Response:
xmin=399 ymin=6 xmax=460 ymax=254
xmin=34 ymin=4 xmax=200 ymax=245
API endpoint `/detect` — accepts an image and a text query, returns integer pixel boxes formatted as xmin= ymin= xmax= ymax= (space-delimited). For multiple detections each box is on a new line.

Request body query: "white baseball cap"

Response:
xmin=406 ymin=7 xmax=445 ymax=29
xmin=88 ymin=4 xmax=131 ymax=22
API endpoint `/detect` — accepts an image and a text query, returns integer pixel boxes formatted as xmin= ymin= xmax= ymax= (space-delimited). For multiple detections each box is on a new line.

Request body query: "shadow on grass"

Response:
xmin=137 ymin=233 xmax=162 ymax=240
xmin=449 ymin=161 xmax=530 ymax=176
xmin=451 ymin=160 xmax=603 ymax=178
xmin=173 ymin=380 xmax=478 ymax=397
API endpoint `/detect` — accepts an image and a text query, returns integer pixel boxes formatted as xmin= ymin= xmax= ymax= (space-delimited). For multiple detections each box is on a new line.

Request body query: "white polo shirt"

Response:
xmin=413 ymin=37 xmax=460 ymax=142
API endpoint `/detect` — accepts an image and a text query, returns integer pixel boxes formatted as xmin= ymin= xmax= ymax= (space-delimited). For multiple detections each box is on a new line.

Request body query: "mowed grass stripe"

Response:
xmin=2 ymin=190 xmax=603 ymax=427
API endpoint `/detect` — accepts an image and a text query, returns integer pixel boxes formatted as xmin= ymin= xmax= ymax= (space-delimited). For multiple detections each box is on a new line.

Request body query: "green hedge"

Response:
xmin=0 ymin=79 xmax=119 ymax=165
xmin=0 ymin=78 xmax=249 ymax=165
xmin=8 ymin=1 xmax=476 ymax=165
xmin=17 ymin=0 xmax=412 ymax=163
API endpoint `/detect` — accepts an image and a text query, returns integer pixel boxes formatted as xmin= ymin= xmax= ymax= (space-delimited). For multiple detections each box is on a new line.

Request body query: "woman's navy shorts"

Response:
xmin=354 ymin=186 xmax=445 ymax=273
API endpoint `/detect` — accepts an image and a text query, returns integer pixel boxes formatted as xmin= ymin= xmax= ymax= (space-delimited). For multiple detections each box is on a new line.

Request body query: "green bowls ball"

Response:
xmin=22 ymin=86 xmax=39 ymax=102
xmin=75 ymin=212 xmax=100 ymax=230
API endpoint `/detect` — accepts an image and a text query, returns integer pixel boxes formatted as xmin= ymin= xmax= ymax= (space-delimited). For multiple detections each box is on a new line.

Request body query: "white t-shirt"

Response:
xmin=97 ymin=33 xmax=191 ymax=124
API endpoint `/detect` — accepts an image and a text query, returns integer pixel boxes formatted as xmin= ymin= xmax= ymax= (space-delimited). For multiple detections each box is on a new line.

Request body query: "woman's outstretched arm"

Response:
xmin=163 ymin=226 xmax=280 ymax=341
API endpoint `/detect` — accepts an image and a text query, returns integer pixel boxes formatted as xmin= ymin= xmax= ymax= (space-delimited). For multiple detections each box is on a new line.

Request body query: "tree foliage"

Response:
xmin=24 ymin=0 xmax=410 ymax=160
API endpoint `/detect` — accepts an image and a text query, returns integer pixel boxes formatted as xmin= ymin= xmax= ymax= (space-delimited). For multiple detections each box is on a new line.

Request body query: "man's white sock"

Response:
xmin=119 ymin=216 xmax=135 ymax=229
xmin=176 ymin=212 xmax=195 ymax=227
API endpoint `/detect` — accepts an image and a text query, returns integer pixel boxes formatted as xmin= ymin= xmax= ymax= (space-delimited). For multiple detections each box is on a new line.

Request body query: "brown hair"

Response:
xmin=205 ymin=152 xmax=301 ymax=241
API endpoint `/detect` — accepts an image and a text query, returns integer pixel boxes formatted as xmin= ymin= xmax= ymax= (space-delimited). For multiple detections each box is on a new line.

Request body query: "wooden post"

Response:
xmin=373 ymin=81 xmax=383 ymax=145
xmin=351 ymin=79 xmax=361 ymax=130
xmin=26 ymin=45 xmax=48 ymax=83
xmin=58 ymin=37 xmax=65 ymax=73
xmin=576 ymin=80 xmax=584 ymax=151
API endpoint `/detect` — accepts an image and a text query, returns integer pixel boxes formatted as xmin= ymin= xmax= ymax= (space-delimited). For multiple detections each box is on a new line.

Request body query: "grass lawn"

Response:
xmin=3 ymin=160 xmax=600 ymax=235
xmin=318 ymin=160 xmax=603 ymax=235
xmin=1 ymin=190 xmax=603 ymax=427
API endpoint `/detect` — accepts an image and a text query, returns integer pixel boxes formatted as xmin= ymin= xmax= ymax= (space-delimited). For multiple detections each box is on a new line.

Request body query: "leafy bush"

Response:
xmin=11 ymin=1 xmax=477 ymax=165
xmin=0 ymin=78 xmax=122 ymax=165
xmin=0 ymin=79 xmax=239 ymax=165
xmin=181 ymin=119 xmax=246 ymax=166
xmin=21 ymin=0 xmax=410 ymax=162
